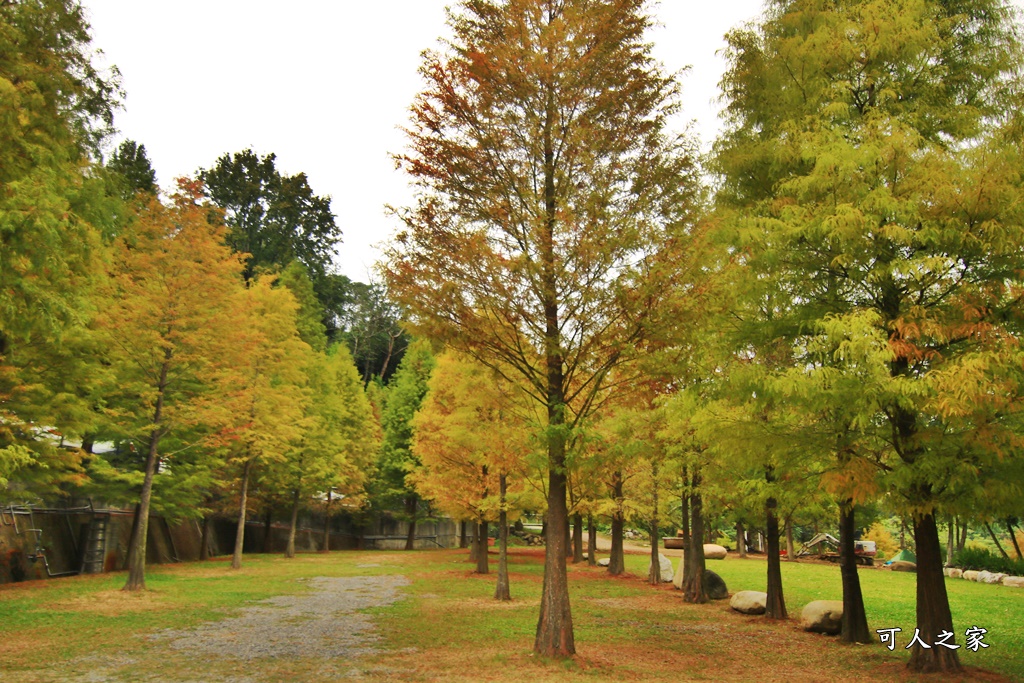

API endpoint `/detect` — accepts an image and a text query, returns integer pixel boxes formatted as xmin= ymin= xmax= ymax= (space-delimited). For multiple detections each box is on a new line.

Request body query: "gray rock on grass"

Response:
xmin=801 ymin=600 xmax=844 ymax=635
xmin=730 ymin=591 xmax=767 ymax=615
xmin=647 ymin=553 xmax=674 ymax=583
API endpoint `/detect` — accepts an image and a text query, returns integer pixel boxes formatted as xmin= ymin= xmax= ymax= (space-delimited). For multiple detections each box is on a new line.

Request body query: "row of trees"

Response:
xmin=0 ymin=0 xmax=387 ymax=592
xmin=381 ymin=0 xmax=1024 ymax=674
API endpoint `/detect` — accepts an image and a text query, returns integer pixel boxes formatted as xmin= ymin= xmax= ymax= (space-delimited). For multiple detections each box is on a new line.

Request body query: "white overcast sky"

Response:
xmin=82 ymin=0 xmax=1024 ymax=282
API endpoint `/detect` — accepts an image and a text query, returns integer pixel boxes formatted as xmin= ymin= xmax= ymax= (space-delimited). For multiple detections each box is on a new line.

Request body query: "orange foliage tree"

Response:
xmin=385 ymin=0 xmax=702 ymax=655
xmin=98 ymin=181 xmax=246 ymax=591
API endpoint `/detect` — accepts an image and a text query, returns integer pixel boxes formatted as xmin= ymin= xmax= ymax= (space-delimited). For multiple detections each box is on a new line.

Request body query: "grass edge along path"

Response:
xmin=0 ymin=548 xmax=1020 ymax=682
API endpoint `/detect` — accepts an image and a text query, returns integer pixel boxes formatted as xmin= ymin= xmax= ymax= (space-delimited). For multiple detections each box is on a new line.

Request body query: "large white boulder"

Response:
xmin=962 ymin=570 xmax=980 ymax=582
xmin=890 ymin=560 xmax=916 ymax=572
xmin=978 ymin=571 xmax=1006 ymax=585
xmin=944 ymin=567 xmax=963 ymax=579
xmin=597 ymin=557 xmax=610 ymax=567
xmin=801 ymin=600 xmax=844 ymax=635
xmin=647 ymin=553 xmax=673 ymax=583
xmin=730 ymin=590 xmax=767 ymax=615
xmin=1001 ymin=576 xmax=1024 ymax=588
xmin=703 ymin=544 xmax=728 ymax=560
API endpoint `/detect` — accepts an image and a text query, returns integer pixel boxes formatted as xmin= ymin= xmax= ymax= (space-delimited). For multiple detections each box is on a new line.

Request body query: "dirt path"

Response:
xmin=57 ymin=575 xmax=409 ymax=683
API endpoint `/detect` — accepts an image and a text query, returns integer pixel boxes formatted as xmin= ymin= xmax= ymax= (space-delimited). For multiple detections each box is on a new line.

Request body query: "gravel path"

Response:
xmin=152 ymin=575 xmax=410 ymax=660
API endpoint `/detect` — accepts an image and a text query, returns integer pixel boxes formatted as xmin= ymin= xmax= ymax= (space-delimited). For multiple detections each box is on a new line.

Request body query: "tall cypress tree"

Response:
xmin=384 ymin=0 xmax=702 ymax=656
xmin=714 ymin=0 xmax=1024 ymax=672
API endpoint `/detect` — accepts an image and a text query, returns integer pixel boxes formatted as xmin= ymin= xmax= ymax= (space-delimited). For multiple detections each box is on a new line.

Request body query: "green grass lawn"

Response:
xmin=0 ymin=549 xmax=1020 ymax=682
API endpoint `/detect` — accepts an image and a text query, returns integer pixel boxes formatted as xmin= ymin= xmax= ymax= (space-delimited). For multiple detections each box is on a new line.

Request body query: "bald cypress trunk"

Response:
xmin=572 ymin=513 xmax=584 ymax=564
xmin=285 ymin=489 xmax=300 ymax=558
xmin=199 ymin=515 xmax=213 ymax=560
xmin=765 ymin=494 xmax=786 ymax=619
xmin=231 ymin=458 xmax=252 ymax=570
xmin=495 ymin=474 xmax=511 ymax=600
xmin=123 ymin=354 xmax=170 ymax=591
xmin=587 ymin=515 xmax=597 ymax=566
xmin=476 ymin=521 xmax=489 ymax=574
xmin=404 ymin=496 xmax=417 ymax=550
xmin=683 ymin=475 xmax=706 ymax=603
xmin=908 ymin=512 xmax=962 ymax=673
xmin=839 ymin=500 xmax=870 ymax=643
xmin=322 ymin=490 xmax=332 ymax=552
xmin=608 ymin=472 xmax=625 ymax=576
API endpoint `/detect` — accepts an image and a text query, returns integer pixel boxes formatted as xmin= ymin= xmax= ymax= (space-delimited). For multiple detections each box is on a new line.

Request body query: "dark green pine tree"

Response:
xmin=107 ymin=139 xmax=158 ymax=198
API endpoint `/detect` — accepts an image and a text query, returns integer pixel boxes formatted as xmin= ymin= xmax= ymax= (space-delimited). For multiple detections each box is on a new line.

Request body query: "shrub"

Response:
xmin=952 ymin=546 xmax=1024 ymax=576
xmin=864 ymin=522 xmax=899 ymax=558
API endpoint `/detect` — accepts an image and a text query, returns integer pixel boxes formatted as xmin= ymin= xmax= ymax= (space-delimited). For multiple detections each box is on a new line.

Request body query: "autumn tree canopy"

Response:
xmin=385 ymin=0 xmax=704 ymax=656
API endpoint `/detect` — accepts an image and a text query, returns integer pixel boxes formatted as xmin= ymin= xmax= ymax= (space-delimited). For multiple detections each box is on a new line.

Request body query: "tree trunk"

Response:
xmin=469 ymin=522 xmax=479 ymax=562
xmin=460 ymin=521 xmax=468 ymax=549
xmin=404 ymin=496 xmax=417 ymax=550
xmin=648 ymin=460 xmax=660 ymax=585
xmin=608 ymin=472 xmax=625 ymax=576
xmin=736 ymin=521 xmax=746 ymax=558
xmin=681 ymin=481 xmax=690 ymax=549
xmin=123 ymin=462 xmax=158 ymax=590
xmin=1007 ymin=520 xmax=1023 ymax=560
xmin=122 ymin=503 xmax=142 ymax=571
xmin=123 ymin=357 xmax=170 ymax=591
xmin=261 ymin=508 xmax=273 ymax=553
xmin=199 ymin=515 xmax=213 ymax=561
xmin=476 ymin=520 xmax=489 ymax=574
xmin=683 ymin=479 xmax=707 ymax=603
xmin=838 ymin=500 xmax=871 ymax=643
xmin=945 ymin=517 xmax=954 ymax=566
xmin=231 ymin=459 xmax=252 ymax=570
xmin=587 ymin=515 xmax=597 ymax=566
xmin=957 ymin=519 xmax=967 ymax=553
xmin=285 ymin=489 xmax=300 ymax=558
xmin=907 ymin=512 xmax=963 ymax=673
xmin=532 ymin=69 xmax=574 ymax=659
xmin=564 ymin=511 xmax=572 ymax=559
xmin=572 ymin=513 xmax=584 ymax=564
xmin=985 ymin=521 xmax=1010 ymax=560
xmin=495 ymin=473 xmax=511 ymax=600
xmin=322 ymin=490 xmax=332 ymax=552
xmin=785 ymin=518 xmax=795 ymax=561
xmin=765 ymin=495 xmax=787 ymax=619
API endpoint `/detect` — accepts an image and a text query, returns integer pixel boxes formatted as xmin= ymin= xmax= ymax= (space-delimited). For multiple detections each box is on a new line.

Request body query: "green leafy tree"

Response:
xmin=714 ymin=0 xmax=1024 ymax=671
xmin=373 ymin=339 xmax=436 ymax=550
xmin=198 ymin=149 xmax=340 ymax=292
xmin=107 ymin=139 xmax=158 ymax=198
xmin=278 ymin=261 xmax=328 ymax=353
xmin=274 ymin=344 xmax=380 ymax=557
xmin=0 ymin=0 xmax=121 ymax=494
xmin=384 ymin=0 xmax=702 ymax=656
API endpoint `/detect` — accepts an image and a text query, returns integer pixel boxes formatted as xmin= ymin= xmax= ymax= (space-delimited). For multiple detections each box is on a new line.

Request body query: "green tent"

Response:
xmin=886 ymin=548 xmax=917 ymax=565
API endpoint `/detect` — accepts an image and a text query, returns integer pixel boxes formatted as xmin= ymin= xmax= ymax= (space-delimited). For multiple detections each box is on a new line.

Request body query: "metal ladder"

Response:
xmin=80 ymin=513 xmax=109 ymax=574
